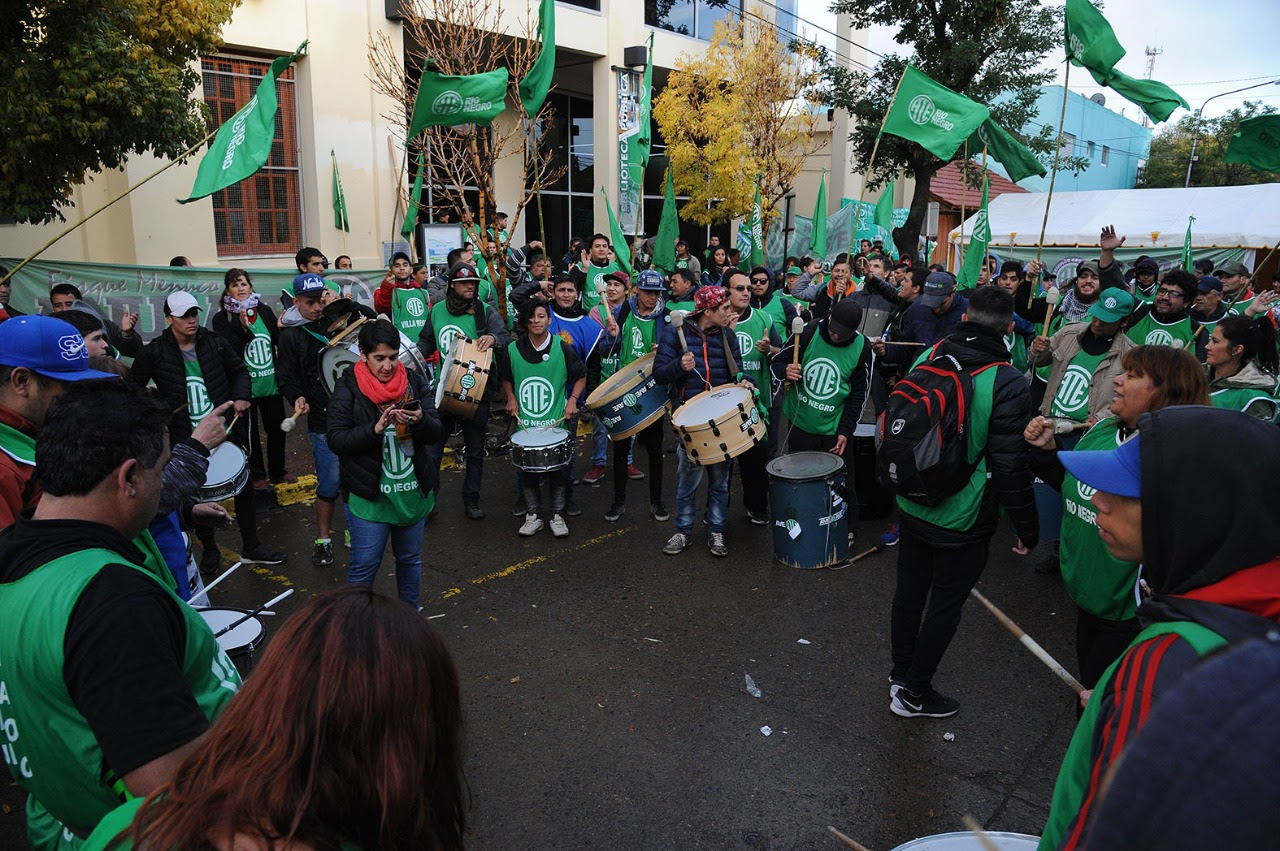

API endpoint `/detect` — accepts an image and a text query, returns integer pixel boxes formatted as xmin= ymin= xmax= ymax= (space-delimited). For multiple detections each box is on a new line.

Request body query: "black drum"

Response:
xmin=854 ymin=425 xmax=892 ymax=520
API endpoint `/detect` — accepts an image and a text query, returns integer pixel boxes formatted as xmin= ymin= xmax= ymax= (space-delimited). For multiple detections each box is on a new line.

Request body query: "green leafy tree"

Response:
xmin=1139 ymin=101 xmax=1277 ymax=188
xmin=813 ymin=0 xmax=1088 ymax=258
xmin=0 ymin=0 xmax=241 ymax=223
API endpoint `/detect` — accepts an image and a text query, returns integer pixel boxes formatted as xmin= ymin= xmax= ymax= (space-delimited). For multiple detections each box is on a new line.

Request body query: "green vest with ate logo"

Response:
xmin=430 ymin=301 xmax=478 ymax=357
xmin=734 ymin=308 xmax=774 ymax=413
xmin=347 ymin=429 xmax=434 ymax=526
xmin=182 ymin=357 xmax=213 ymax=430
xmin=391 ymin=286 xmax=429 ymax=339
xmin=0 ymin=544 xmax=239 ymax=845
xmin=245 ymin=312 xmax=278 ymax=399
xmin=783 ymin=330 xmax=865 ymax=435
xmin=1050 ymin=348 xmax=1106 ymax=421
xmin=620 ymin=305 xmax=659 ymax=367
xmin=508 ymin=339 xmax=568 ymax=430
xmin=1126 ymin=310 xmax=1194 ymax=348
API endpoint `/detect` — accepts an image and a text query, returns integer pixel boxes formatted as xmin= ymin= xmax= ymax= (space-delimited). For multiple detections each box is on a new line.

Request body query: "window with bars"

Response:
xmin=201 ymin=56 xmax=302 ymax=258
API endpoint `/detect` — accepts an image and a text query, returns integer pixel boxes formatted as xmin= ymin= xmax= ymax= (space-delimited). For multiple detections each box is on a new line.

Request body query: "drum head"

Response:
xmin=890 ymin=833 xmax=1040 ymax=851
xmin=398 ymin=331 xmax=427 ymax=373
xmin=205 ymin=444 xmax=247 ymax=486
xmin=766 ymin=451 xmax=844 ymax=483
xmin=197 ymin=608 xmax=264 ymax=652
xmin=673 ymin=385 xmax=751 ymax=425
xmin=510 ymin=427 xmax=569 ymax=448
xmin=320 ymin=343 xmax=360 ymax=394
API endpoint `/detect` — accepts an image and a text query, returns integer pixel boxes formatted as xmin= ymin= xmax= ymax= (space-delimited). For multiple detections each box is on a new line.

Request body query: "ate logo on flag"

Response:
xmin=907 ymin=96 xmax=955 ymax=132
xmin=971 ymin=210 xmax=990 ymax=242
xmin=432 ymin=91 xmax=495 ymax=117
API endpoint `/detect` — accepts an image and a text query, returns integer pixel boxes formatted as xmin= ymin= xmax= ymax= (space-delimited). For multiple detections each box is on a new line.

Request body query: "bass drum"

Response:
xmin=320 ymin=331 xmax=427 ymax=396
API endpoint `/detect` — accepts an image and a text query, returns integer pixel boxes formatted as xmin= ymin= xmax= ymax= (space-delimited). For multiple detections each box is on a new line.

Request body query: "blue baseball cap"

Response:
xmin=292 ymin=273 xmax=327 ymax=296
xmin=636 ymin=270 xmax=665 ymax=291
xmin=0 ymin=315 xmax=118 ymax=382
xmin=1060 ymin=434 xmax=1142 ymax=498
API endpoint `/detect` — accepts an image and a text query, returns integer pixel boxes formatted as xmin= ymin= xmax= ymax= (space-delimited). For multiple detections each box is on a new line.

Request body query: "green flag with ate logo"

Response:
xmin=519 ymin=0 xmax=556 ymax=116
xmin=967 ymin=119 xmax=1047 ymax=183
xmin=957 ymin=179 xmax=990 ymax=290
xmin=737 ymin=181 xmax=765 ymax=268
xmin=652 ymin=168 xmax=679 ymax=274
xmin=883 ymin=65 xmax=990 ymax=161
xmin=409 ymin=67 xmax=508 ymax=136
xmin=1224 ymin=114 xmax=1280 ymax=173
xmin=181 ymin=42 xmax=307 ymax=204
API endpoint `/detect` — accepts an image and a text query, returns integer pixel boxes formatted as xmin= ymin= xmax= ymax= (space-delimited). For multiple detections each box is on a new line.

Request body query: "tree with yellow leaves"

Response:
xmin=653 ymin=14 xmax=822 ymax=240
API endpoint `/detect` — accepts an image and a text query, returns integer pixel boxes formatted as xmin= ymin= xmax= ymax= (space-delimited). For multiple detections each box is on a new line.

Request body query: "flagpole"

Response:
xmin=0 ymin=128 xmax=218 ymax=288
xmin=332 ymin=150 xmax=349 ymax=257
xmin=1032 ymin=61 xmax=1072 ymax=308
xmin=958 ymin=141 xmax=969 ymax=275
xmin=388 ymin=135 xmax=408 ymax=257
xmin=848 ymin=65 xmax=910 ymax=261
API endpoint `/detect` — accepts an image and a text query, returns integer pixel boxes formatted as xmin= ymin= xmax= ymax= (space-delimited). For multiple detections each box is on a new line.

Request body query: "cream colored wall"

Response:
xmin=0 ymin=0 xmax=404 ymax=271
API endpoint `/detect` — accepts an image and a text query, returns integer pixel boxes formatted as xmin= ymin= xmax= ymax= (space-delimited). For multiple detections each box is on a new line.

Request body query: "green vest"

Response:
xmin=0 ymin=548 xmax=239 ymax=845
xmin=1126 ymin=310 xmax=1194 ymax=348
xmin=1033 ymin=313 xmax=1067 ymax=383
xmin=244 ymin=313 xmax=278 ymax=399
xmin=619 ymin=305 xmax=660 ymax=368
xmin=1211 ymin=386 xmax=1280 ymax=422
xmin=1004 ymin=331 xmax=1029 ymax=373
xmin=594 ymin=303 xmax=624 ymax=381
xmin=1060 ymin=419 xmax=1139 ymax=620
xmin=1039 ymin=620 xmax=1227 ymax=851
xmin=674 ymin=257 xmax=692 ymax=270
xmin=508 ymin=339 xmax=568 ymax=430
xmin=430 ymin=301 xmax=478 ymax=357
xmin=182 ymin=357 xmax=213 ymax=430
xmin=779 ymin=292 xmax=807 ymax=308
xmin=896 ymin=366 xmax=998 ymax=532
xmin=734 ymin=308 xmax=774 ymax=414
xmin=1228 ymin=293 xmax=1256 ymax=315
xmin=1050 ymin=348 xmax=1107 ymax=421
xmin=390 ymin=285 xmax=429 ymax=340
xmin=347 ymin=429 xmax=434 ymax=526
xmin=581 ymin=261 xmax=622 ymax=311
xmin=758 ymin=296 xmax=788 ymax=332
xmin=783 ymin=331 xmax=866 ymax=435
xmin=1134 ymin=286 xmax=1157 ymax=305
xmin=666 ymin=296 xmax=697 ymax=313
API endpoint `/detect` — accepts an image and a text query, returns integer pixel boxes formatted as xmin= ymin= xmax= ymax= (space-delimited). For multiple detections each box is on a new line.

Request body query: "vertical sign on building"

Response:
xmin=617 ymin=69 xmax=643 ymax=235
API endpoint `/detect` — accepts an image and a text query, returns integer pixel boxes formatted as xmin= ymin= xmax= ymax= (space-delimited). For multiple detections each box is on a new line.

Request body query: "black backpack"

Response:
xmin=875 ymin=345 xmax=1000 ymax=506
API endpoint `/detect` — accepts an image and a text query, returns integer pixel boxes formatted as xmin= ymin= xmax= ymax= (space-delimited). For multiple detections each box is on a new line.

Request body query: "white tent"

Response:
xmin=946 ymin=183 xmax=1280 ymax=252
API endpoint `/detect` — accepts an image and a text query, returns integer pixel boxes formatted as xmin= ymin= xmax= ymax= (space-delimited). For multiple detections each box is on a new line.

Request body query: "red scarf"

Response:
xmin=353 ymin=360 xmax=408 ymax=405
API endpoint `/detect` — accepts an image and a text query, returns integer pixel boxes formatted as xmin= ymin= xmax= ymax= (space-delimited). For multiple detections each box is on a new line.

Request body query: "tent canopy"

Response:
xmin=947 ymin=183 xmax=1280 ymax=250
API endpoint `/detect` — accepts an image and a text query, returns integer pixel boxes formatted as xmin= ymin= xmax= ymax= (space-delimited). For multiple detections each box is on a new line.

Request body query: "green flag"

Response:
xmin=873 ymin=179 xmax=895 ymax=234
xmin=652 ymin=168 xmax=679 ymax=274
xmin=601 ymin=188 xmax=633 ymax=275
xmin=181 ymin=42 xmax=307 ymax=204
xmin=1103 ymin=69 xmax=1188 ymax=124
xmin=331 ymin=150 xmax=350 ymax=232
xmin=1181 ymin=215 xmax=1195 ymax=271
xmin=1064 ymin=0 xmax=1125 ymax=80
xmin=519 ymin=0 xmax=556 ymax=116
xmin=1224 ymin=114 xmax=1280 ymax=173
xmin=636 ymin=32 xmax=655 ymax=168
xmin=408 ymin=67 xmax=508 ymax=137
xmin=807 ymin=172 xmax=827 ymax=259
xmin=740 ymin=181 xmax=765 ymax=268
xmin=967 ymin=119 xmax=1047 ymax=183
xmin=883 ymin=65 xmax=990 ymax=161
xmin=957 ymin=179 xmax=991 ymax=289
xmin=401 ymin=152 xmax=424 ymax=243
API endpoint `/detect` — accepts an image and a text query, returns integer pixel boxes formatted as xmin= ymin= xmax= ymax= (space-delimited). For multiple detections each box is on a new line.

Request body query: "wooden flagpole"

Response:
xmin=1031 ymin=60 xmax=1072 ymax=308
xmin=957 ymin=141 xmax=969 ymax=275
xmin=847 ymin=64 xmax=910 ymax=261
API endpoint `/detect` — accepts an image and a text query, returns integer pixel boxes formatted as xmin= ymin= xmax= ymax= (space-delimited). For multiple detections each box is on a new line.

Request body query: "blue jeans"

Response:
xmin=675 ymin=444 xmax=731 ymax=535
xmin=591 ymin=413 xmax=609 ymax=466
xmin=346 ymin=513 xmax=424 ymax=606
xmin=309 ymin=431 xmax=341 ymax=501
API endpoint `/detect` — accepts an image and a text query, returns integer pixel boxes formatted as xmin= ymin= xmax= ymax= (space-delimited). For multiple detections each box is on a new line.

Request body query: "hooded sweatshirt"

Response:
xmin=1209 ymin=361 xmax=1280 ymax=421
xmin=1041 ymin=406 xmax=1280 ymax=851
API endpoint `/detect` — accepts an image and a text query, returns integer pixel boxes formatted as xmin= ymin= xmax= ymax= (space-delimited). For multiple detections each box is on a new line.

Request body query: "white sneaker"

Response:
xmin=549 ymin=514 xmax=569 ymax=537
xmin=519 ymin=514 xmax=544 ymax=536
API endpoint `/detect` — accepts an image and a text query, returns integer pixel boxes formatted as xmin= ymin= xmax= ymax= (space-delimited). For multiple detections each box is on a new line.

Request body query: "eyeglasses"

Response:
xmin=730 ymin=286 xmax=749 ymax=292
xmin=1156 ymin=287 xmax=1185 ymax=298
xmin=750 ymin=278 xmax=769 ymax=284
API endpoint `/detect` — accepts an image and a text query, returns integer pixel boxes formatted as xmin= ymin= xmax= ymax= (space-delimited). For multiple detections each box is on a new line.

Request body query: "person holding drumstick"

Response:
xmin=654 ymin=285 xmax=753 ymax=557
xmin=502 ymin=301 xmax=587 ymax=537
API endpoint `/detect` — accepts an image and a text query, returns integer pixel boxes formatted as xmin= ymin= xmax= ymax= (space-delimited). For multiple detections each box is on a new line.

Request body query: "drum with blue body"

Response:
xmin=766 ymin=452 xmax=848 ymax=569
xmin=584 ymin=352 xmax=670 ymax=441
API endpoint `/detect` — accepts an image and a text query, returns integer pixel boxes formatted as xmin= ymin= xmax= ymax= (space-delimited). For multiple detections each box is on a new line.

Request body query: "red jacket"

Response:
xmin=0 ymin=406 xmax=39 ymax=529
xmin=373 ymin=277 xmax=424 ymax=315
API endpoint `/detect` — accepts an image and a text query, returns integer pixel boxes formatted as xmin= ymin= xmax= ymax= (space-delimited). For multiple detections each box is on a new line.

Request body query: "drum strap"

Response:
xmin=721 ymin=329 xmax=739 ymax=378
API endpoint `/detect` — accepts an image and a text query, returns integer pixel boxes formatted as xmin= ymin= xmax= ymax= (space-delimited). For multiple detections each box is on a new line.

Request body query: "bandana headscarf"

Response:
xmin=693 ymin=285 xmax=728 ymax=313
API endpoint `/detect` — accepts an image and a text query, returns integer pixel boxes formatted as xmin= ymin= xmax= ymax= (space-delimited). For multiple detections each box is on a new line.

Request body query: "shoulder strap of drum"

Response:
xmin=721 ymin=327 xmax=738 ymax=378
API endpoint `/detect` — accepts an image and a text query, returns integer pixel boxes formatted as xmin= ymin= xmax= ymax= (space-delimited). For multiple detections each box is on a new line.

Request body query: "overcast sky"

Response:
xmin=789 ymin=0 xmax=1280 ymax=122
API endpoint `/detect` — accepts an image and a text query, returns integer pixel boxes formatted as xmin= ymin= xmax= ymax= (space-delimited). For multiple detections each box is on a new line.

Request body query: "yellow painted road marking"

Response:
xmin=438 ymin=528 xmax=632 ymax=601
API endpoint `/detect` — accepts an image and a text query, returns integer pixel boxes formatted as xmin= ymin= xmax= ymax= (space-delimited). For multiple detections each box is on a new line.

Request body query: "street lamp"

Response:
xmin=1184 ymin=79 xmax=1280 ymax=187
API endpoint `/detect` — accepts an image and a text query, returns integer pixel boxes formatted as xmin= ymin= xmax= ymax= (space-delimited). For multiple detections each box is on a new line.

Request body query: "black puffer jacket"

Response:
xmin=897 ymin=321 xmax=1039 ymax=548
xmin=654 ymin=317 xmax=752 ymax=408
xmin=211 ymin=303 xmax=281 ymax=351
xmin=326 ymin=366 xmax=443 ymax=503
xmin=129 ymin=327 xmax=250 ymax=443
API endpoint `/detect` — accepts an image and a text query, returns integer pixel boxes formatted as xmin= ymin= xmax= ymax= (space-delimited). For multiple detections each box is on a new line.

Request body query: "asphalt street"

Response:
xmin=2 ymin=423 xmax=1080 ymax=850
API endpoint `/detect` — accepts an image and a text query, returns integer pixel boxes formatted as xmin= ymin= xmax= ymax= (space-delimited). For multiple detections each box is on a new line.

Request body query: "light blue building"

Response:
xmin=991 ymin=85 xmax=1152 ymax=192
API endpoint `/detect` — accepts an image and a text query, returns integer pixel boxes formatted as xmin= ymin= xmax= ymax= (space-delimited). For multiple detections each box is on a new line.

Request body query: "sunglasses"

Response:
xmin=750 ymin=277 xmax=769 ymax=284
xmin=730 ymin=286 xmax=749 ymax=292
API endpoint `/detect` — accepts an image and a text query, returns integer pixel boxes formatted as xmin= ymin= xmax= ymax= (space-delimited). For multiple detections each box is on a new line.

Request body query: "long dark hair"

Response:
xmin=114 ymin=588 xmax=468 ymax=850
xmin=1216 ymin=314 xmax=1279 ymax=376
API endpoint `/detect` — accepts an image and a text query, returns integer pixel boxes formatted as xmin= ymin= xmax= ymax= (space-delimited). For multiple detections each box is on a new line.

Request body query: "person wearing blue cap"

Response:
xmin=276 ymin=273 xmax=376 ymax=566
xmin=1041 ymin=406 xmax=1280 ymax=850
xmin=0 ymin=316 xmax=117 ymax=528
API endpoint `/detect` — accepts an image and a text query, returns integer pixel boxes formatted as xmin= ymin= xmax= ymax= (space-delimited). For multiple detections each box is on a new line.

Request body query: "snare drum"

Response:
xmin=200 ymin=443 xmax=249 ymax=502
xmin=197 ymin=607 xmax=264 ymax=678
xmin=891 ymin=832 xmax=1040 ymax=850
xmin=509 ymin=427 xmax=572 ymax=473
xmin=321 ymin=331 xmax=426 ymax=395
xmin=434 ymin=336 xmax=493 ymax=418
xmin=584 ymin=352 xmax=669 ymax=441
xmin=671 ymin=384 xmax=764 ymax=465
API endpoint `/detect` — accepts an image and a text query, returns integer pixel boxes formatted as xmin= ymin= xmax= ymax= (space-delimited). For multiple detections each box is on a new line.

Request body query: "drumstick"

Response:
xmin=790 ymin=316 xmax=804 ymax=368
xmin=200 ymin=560 xmax=242 ymax=596
xmin=213 ymin=588 xmax=294 ymax=639
xmin=827 ymin=826 xmax=873 ymax=851
xmin=969 ymin=588 xmax=1085 ymax=697
xmin=224 ymin=412 xmax=242 ymax=435
xmin=1040 ymin=286 xmax=1061 ymax=336
xmin=671 ymin=310 xmax=690 ymax=354
xmin=961 ymin=816 xmax=1001 ymax=851
xmin=873 ymin=340 xmax=925 ymax=346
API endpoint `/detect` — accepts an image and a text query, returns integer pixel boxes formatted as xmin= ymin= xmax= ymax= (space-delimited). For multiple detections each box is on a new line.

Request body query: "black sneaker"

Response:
xmin=650 ymin=502 xmax=670 ymax=521
xmin=605 ymin=501 xmax=626 ymax=522
xmin=200 ymin=547 xmax=221 ymax=577
xmin=890 ymin=687 xmax=959 ymax=718
xmin=465 ymin=502 xmax=486 ymax=521
xmin=889 ymin=677 xmax=906 ymax=700
xmin=312 ymin=539 xmax=334 ymax=566
xmin=241 ymin=545 xmax=287 ymax=565
xmin=748 ymin=510 xmax=769 ymax=526
xmin=1034 ymin=541 xmax=1060 ymax=575
xmin=565 ymin=500 xmax=583 ymax=517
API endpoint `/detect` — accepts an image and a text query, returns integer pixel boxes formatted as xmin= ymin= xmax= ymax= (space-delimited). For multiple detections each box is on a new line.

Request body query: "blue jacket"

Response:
xmin=654 ymin=318 xmax=752 ymax=409
xmin=884 ymin=295 xmax=969 ymax=367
